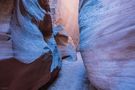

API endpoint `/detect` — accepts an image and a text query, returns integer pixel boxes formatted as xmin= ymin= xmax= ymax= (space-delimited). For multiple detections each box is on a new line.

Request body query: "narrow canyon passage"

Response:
xmin=48 ymin=52 xmax=89 ymax=90
xmin=0 ymin=0 xmax=135 ymax=90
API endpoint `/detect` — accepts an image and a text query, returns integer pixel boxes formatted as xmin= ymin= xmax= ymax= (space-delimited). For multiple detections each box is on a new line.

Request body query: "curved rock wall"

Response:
xmin=79 ymin=0 xmax=135 ymax=90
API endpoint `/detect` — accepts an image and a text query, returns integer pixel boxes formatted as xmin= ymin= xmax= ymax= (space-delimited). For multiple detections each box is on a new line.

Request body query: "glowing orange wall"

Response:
xmin=55 ymin=0 xmax=79 ymax=46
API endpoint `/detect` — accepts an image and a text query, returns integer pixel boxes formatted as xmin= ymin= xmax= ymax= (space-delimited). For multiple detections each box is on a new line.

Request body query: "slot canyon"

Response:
xmin=0 ymin=0 xmax=135 ymax=90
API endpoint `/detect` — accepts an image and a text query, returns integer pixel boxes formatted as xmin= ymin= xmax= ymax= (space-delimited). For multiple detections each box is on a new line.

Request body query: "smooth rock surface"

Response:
xmin=79 ymin=0 xmax=135 ymax=90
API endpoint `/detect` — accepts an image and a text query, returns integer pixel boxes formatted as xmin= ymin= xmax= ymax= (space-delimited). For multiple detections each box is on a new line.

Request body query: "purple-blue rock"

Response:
xmin=79 ymin=0 xmax=135 ymax=90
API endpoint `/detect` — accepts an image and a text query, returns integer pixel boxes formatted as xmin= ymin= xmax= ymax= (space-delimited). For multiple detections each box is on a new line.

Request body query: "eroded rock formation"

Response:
xmin=0 ymin=0 xmax=61 ymax=90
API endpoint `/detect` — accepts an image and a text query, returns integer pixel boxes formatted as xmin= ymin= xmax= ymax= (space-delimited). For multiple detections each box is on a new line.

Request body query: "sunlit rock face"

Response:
xmin=79 ymin=0 xmax=135 ymax=90
xmin=0 ymin=0 xmax=61 ymax=90
xmin=55 ymin=0 xmax=80 ymax=46
xmin=49 ymin=0 xmax=79 ymax=61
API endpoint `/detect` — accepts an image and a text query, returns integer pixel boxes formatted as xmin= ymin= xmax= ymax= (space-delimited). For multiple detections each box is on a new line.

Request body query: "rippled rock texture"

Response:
xmin=0 ymin=0 xmax=61 ymax=90
xmin=79 ymin=0 xmax=135 ymax=90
